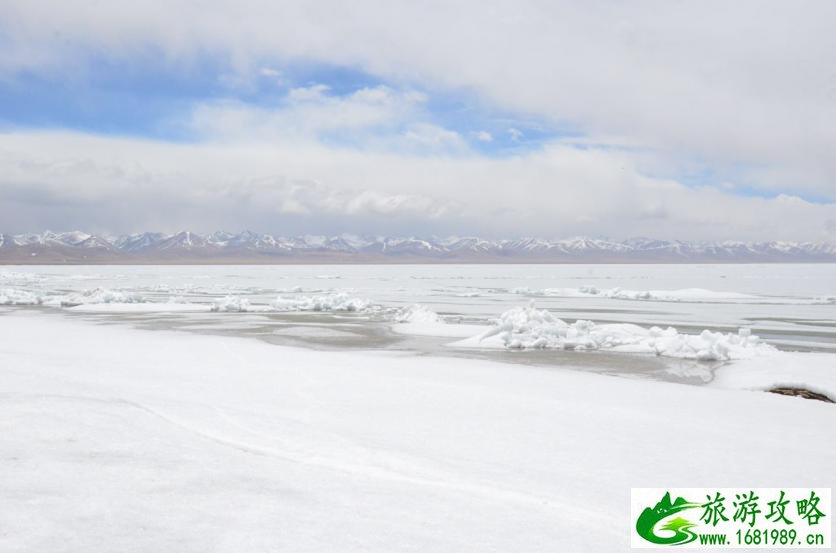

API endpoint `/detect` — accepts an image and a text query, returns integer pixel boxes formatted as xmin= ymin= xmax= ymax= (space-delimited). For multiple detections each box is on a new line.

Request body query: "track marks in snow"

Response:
xmin=1 ymin=393 xmax=608 ymax=533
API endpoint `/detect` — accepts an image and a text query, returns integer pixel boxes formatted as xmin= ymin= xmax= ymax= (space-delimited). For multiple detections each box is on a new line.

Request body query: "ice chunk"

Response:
xmin=462 ymin=303 xmax=776 ymax=361
xmin=395 ymin=304 xmax=442 ymax=324
xmin=0 ymin=288 xmax=43 ymax=305
xmin=211 ymin=296 xmax=252 ymax=312
xmin=271 ymin=292 xmax=370 ymax=312
xmin=58 ymin=287 xmax=147 ymax=307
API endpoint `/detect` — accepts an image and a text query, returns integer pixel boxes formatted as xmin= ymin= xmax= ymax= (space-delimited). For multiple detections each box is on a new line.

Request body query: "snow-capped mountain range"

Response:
xmin=2 ymin=230 xmax=835 ymax=263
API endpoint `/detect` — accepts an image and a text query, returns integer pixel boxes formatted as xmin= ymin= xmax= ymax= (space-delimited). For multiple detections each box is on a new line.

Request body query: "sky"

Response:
xmin=1 ymin=1 xmax=835 ymax=241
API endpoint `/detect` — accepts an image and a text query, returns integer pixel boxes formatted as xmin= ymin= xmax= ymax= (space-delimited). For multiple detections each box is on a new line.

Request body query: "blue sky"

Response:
xmin=0 ymin=55 xmax=564 ymax=155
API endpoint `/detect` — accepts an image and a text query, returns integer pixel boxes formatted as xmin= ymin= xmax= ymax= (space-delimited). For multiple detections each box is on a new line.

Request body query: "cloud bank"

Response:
xmin=0 ymin=1 xmax=835 ymax=240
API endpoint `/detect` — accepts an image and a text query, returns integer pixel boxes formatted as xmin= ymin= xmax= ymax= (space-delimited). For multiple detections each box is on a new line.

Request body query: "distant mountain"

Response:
xmin=1 ymin=231 xmax=835 ymax=264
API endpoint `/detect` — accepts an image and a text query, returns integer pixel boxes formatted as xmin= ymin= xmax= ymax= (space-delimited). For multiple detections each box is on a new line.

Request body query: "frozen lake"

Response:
xmin=3 ymin=263 xmax=836 ymax=384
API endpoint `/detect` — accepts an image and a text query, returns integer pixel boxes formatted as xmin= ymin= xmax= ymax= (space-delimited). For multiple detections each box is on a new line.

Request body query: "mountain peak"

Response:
xmin=1 ymin=230 xmax=834 ymax=264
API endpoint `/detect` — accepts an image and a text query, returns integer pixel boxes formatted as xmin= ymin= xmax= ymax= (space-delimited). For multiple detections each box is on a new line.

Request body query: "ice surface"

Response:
xmin=67 ymin=302 xmax=212 ymax=313
xmin=1 ymin=310 xmax=833 ymax=552
xmin=5 ymin=263 xmax=834 ymax=353
xmin=512 ymin=285 xmax=760 ymax=302
xmin=272 ymin=326 xmax=360 ymax=338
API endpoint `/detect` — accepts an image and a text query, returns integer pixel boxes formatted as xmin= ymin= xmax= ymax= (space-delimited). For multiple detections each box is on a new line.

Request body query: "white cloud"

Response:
xmin=189 ymin=84 xmax=424 ymax=141
xmin=1 ymin=129 xmax=835 ymax=241
xmin=2 ymin=0 xmax=833 ymax=199
xmin=400 ymin=123 xmax=467 ymax=153
xmin=185 ymin=84 xmax=472 ymax=156
xmin=0 ymin=1 xmax=835 ymax=236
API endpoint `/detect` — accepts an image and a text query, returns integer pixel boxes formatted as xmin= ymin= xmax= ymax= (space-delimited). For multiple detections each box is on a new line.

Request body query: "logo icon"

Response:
xmin=635 ymin=492 xmax=700 ymax=545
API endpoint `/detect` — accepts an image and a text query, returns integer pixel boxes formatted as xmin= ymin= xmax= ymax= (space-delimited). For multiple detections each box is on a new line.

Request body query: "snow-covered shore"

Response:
xmin=1 ymin=310 xmax=834 ymax=552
